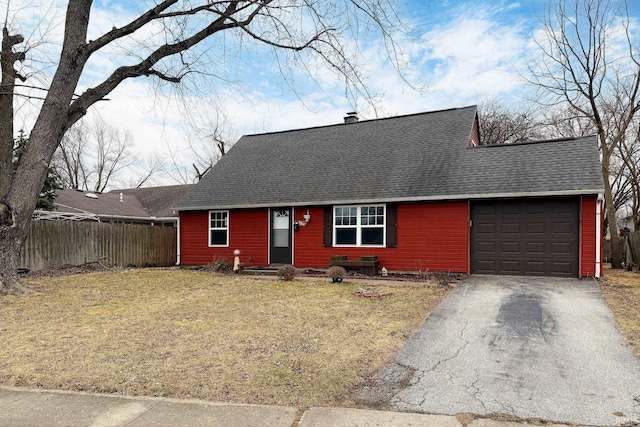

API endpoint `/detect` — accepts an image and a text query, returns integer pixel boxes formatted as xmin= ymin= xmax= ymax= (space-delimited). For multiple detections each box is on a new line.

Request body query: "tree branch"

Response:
xmin=68 ymin=2 xmax=246 ymax=125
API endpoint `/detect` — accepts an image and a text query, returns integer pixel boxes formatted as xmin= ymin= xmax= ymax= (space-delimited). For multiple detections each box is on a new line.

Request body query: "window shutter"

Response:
xmin=323 ymin=206 xmax=333 ymax=247
xmin=386 ymin=204 xmax=398 ymax=248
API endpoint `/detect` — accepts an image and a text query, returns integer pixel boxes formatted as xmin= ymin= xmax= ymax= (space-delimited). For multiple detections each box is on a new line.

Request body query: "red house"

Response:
xmin=175 ymin=106 xmax=604 ymax=278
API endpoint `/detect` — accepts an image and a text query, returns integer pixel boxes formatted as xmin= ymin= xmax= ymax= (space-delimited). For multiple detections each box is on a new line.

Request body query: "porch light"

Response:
xmin=296 ymin=210 xmax=311 ymax=228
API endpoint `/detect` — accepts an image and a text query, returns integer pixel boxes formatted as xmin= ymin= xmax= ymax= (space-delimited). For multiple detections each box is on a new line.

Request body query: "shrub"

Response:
xmin=207 ymin=258 xmax=233 ymax=274
xmin=276 ymin=265 xmax=297 ymax=280
xmin=327 ymin=266 xmax=347 ymax=283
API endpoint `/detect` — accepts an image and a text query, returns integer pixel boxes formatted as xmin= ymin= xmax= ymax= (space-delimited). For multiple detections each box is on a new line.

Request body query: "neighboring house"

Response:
xmin=175 ymin=106 xmax=604 ymax=278
xmin=37 ymin=184 xmax=193 ymax=226
xmin=114 ymin=185 xmax=194 ymax=222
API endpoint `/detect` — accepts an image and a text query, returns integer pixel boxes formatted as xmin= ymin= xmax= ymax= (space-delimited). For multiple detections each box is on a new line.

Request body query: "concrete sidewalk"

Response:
xmin=0 ymin=386 xmax=570 ymax=427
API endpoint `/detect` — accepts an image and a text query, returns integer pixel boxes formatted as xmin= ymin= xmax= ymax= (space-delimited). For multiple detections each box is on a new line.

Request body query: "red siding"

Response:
xmin=179 ymin=209 xmax=268 ymax=266
xmin=580 ymin=196 xmax=598 ymax=277
xmin=294 ymin=201 xmax=469 ymax=273
xmin=180 ymin=197 xmax=599 ymax=276
xmin=469 ymin=116 xmax=480 ymax=147
xmin=180 ymin=201 xmax=470 ymax=273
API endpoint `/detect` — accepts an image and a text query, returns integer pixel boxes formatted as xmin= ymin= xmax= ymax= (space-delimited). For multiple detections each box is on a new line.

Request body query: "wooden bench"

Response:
xmin=329 ymin=255 xmax=379 ymax=276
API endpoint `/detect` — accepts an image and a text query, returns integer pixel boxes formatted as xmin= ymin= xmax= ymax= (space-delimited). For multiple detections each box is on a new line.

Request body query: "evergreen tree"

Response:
xmin=13 ymin=130 xmax=60 ymax=211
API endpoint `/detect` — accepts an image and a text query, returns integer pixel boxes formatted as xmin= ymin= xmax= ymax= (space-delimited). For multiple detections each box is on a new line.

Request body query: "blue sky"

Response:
xmin=6 ymin=0 xmax=640 ymax=186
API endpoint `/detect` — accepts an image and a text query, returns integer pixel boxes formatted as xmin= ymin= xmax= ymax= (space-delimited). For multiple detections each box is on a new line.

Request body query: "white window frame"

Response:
xmin=333 ymin=204 xmax=385 ymax=247
xmin=208 ymin=210 xmax=229 ymax=247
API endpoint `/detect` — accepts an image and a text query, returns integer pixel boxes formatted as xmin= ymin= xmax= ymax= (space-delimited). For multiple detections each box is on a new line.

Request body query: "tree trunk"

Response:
xmin=0 ymin=218 xmax=31 ymax=295
xmin=602 ymin=159 xmax=623 ymax=268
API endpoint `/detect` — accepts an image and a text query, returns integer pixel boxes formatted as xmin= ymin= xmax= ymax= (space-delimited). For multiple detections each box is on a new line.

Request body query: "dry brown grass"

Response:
xmin=0 ymin=269 xmax=448 ymax=407
xmin=600 ymin=265 xmax=640 ymax=357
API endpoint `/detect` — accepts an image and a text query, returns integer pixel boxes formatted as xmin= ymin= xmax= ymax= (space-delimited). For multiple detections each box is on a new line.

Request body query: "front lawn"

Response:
xmin=0 ymin=269 xmax=448 ymax=407
xmin=600 ymin=266 xmax=640 ymax=357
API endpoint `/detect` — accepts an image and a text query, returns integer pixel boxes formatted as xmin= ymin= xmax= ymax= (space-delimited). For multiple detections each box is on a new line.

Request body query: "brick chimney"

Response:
xmin=343 ymin=111 xmax=359 ymax=124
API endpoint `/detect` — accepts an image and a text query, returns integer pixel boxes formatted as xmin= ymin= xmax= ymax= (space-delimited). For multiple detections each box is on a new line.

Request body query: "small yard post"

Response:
xmin=233 ymin=249 xmax=241 ymax=273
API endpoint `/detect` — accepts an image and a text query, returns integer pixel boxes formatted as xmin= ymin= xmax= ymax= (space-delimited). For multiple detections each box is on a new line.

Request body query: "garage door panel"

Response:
xmin=526 ymin=222 xmax=546 ymax=234
xmin=475 ymin=204 xmax=498 ymax=215
xmin=476 ymin=223 xmax=496 ymax=234
xmin=551 ymin=262 xmax=574 ymax=275
xmin=477 ymin=241 xmax=496 ymax=253
xmin=500 ymin=260 xmax=521 ymax=274
xmin=551 ymin=242 xmax=573 ymax=255
xmin=551 ymin=203 xmax=575 ymax=214
xmin=501 ymin=222 xmax=520 ymax=234
xmin=551 ymin=222 xmax=573 ymax=234
xmin=501 ymin=241 xmax=520 ymax=254
xmin=524 ymin=261 xmax=546 ymax=275
xmin=501 ymin=203 xmax=521 ymax=215
xmin=525 ymin=203 xmax=546 ymax=214
xmin=476 ymin=260 xmax=497 ymax=274
xmin=525 ymin=241 xmax=546 ymax=255
xmin=471 ymin=198 xmax=579 ymax=277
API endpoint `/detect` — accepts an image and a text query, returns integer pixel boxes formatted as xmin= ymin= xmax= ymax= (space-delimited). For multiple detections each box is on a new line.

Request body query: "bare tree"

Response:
xmin=89 ymin=117 xmax=135 ymax=193
xmin=185 ymin=102 xmax=237 ymax=182
xmin=537 ymin=103 xmax=633 ymax=233
xmin=129 ymin=155 xmax=163 ymax=189
xmin=52 ymin=121 xmax=89 ymax=190
xmin=158 ymin=94 xmax=238 ymax=183
xmin=616 ymin=122 xmax=640 ymax=231
xmin=527 ymin=0 xmax=640 ymax=268
xmin=539 ymin=104 xmax=596 ymax=139
xmin=0 ymin=1 xmax=408 ymax=293
xmin=477 ymin=98 xmax=543 ymax=145
xmin=53 ymin=116 xmax=137 ymax=192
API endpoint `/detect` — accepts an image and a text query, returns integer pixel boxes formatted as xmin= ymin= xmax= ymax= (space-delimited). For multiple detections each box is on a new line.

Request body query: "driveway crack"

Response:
xmin=428 ymin=321 xmax=470 ymax=372
xmin=466 ymin=372 xmax=487 ymax=413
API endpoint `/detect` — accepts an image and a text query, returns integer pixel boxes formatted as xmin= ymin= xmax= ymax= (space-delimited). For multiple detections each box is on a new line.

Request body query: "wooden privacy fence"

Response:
xmin=624 ymin=231 xmax=640 ymax=270
xmin=20 ymin=221 xmax=177 ymax=271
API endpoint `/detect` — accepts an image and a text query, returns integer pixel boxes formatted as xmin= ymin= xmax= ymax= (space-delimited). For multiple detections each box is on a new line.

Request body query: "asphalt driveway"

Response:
xmin=387 ymin=275 xmax=640 ymax=426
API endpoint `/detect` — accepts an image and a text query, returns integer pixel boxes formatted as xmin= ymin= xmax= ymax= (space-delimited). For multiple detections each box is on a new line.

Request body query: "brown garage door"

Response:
xmin=471 ymin=198 xmax=579 ymax=277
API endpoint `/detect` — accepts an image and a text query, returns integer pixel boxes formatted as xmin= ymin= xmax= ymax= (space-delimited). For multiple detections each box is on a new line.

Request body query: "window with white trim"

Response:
xmin=334 ymin=205 xmax=385 ymax=246
xmin=209 ymin=210 xmax=229 ymax=246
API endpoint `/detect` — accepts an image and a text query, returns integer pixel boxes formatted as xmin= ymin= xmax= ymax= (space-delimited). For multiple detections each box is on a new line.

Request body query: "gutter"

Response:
xmin=96 ymin=214 xmax=177 ymax=223
xmin=172 ymin=189 xmax=606 ymax=212
xmin=53 ymin=203 xmax=177 ymax=223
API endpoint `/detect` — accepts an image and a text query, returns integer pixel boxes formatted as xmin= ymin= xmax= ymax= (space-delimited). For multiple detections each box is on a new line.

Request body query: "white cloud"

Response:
xmin=13 ymin=0 xmax=629 ymax=187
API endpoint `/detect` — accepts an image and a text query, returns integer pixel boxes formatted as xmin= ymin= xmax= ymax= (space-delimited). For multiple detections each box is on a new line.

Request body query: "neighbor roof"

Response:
xmin=54 ymin=189 xmax=151 ymax=218
xmin=54 ymin=184 xmax=193 ymax=219
xmin=176 ymin=106 xmax=603 ymax=210
xmin=111 ymin=184 xmax=194 ymax=218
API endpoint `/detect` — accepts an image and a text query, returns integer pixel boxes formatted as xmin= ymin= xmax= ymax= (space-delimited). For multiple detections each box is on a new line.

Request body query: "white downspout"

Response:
xmin=595 ymin=194 xmax=603 ymax=277
xmin=291 ymin=207 xmax=295 ymax=266
xmin=176 ymin=214 xmax=181 ymax=266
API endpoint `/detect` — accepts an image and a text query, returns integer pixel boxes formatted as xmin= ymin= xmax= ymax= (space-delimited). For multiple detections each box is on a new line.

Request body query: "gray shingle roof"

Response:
xmin=55 ymin=184 xmax=193 ymax=218
xmin=54 ymin=189 xmax=151 ymax=217
xmin=111 ymin=185 xmax=194 ymax=217
xmin=176 ymin=106 xmax=603 ymax=210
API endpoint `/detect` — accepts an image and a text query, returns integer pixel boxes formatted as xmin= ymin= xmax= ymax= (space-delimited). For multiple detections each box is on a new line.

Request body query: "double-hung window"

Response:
xmin=209 ymin=210 xmax=229 ymax=246
xmin=334 ymin=205 xmax=385 ymax=246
